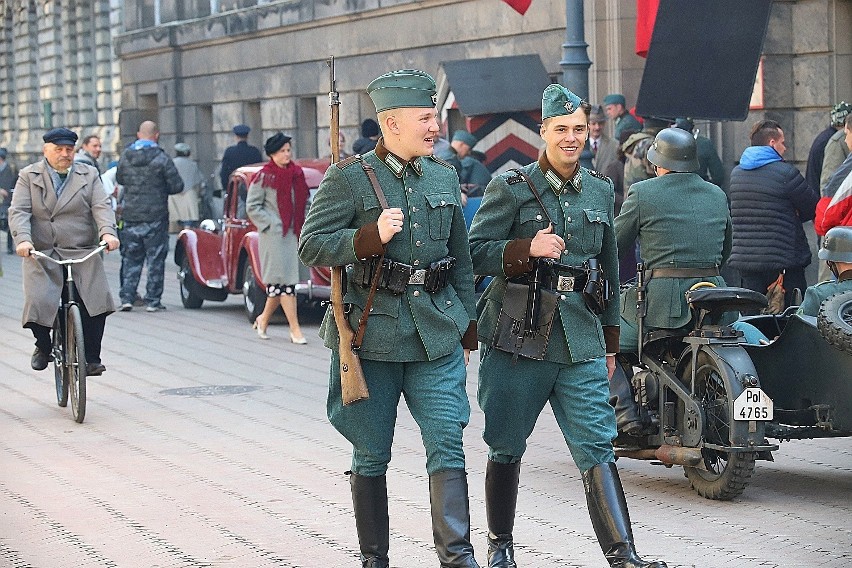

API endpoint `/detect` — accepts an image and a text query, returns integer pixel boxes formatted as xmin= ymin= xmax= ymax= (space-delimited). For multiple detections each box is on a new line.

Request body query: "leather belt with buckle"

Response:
xmin=408 ymin=269 xmax=427 ymax=285
xmin=556 ymin=275 xmax=577 ymax=292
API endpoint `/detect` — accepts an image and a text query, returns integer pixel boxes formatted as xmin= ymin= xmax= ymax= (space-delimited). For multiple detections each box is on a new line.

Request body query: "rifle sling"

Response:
xmin=352 ymin=160 xmax=389 ymax=350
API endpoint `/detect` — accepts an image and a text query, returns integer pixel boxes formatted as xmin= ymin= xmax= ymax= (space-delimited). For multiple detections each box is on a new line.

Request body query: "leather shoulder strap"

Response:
xmin=511 ymin=168 xmax=555 ymax=228
xmin=352 ymin=160 xmax=388 ymax=350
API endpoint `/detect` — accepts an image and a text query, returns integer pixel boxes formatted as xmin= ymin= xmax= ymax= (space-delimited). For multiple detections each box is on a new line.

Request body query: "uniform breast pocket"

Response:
xmin=518 ymin=206 xmax=549 ymax=238
xmin=581 ymin=209 xmax=609 ymax=253
xmin=425 ymin=193 xmax=456 ymax=240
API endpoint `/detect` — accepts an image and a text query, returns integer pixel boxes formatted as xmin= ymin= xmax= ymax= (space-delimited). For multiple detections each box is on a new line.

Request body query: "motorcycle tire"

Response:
xmin=817 ymin=291 xmax=852 ymax=355
xmin=679 ymin=350 xmax=756 ymax=501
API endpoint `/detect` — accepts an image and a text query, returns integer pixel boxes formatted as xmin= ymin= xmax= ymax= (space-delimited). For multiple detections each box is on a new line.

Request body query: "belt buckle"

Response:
xmin=557 ymin=275 xmax=575 ymax=292
xmin=409 ymin=269 xmax=427 ymax=285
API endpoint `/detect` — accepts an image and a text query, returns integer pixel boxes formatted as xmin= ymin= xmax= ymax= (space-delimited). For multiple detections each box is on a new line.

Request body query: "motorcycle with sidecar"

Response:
xmin=611 ymin=269 xmax=852 ymax=501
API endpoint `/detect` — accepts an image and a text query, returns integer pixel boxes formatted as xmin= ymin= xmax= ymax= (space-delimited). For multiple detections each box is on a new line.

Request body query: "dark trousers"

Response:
xmin=740 ymin=267 xmax=807 ymax=312
xmin=26 ymin=298 xmax=107 ymax=364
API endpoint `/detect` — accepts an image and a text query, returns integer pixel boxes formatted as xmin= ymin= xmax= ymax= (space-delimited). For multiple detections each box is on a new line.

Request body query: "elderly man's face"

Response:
xmin=44 ymin=143 xmax=75 ymax=173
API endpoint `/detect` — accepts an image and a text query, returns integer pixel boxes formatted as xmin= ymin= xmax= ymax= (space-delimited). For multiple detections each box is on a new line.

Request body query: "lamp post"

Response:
xmin=559 ymin=0 xmax=591 ymax=99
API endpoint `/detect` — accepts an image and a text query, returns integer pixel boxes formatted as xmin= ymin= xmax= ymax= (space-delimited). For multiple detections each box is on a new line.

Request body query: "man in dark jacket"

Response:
xmin=115 ymin=121 xmax=184 ymax=312
xmin=727 ymin=120 xmax=819 ymax=308
xmin=219 ymin=124 xmax=262 ymax=191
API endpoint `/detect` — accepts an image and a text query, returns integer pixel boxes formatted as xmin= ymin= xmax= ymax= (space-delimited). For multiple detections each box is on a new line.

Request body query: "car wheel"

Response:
xmin=817 ymin=291 xmax=852 ymax=354
xmin=242 ymin=262 xmax=266 ymax=323
xmin=178 ymin=255 xmax=204 ymax=309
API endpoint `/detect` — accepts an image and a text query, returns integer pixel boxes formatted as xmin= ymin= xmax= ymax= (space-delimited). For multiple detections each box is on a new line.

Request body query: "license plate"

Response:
xmin=733 ymin=388 xmax=773 ymax=421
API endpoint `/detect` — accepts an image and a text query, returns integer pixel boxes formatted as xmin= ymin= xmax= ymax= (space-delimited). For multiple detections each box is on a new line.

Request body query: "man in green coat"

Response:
xmin=612 ymin=127 xmax=731 ymax=434
xmin=469 ymin=84 xmax=666 ymax=568
xmin=299 ymin=69 xmax=480 ymax=568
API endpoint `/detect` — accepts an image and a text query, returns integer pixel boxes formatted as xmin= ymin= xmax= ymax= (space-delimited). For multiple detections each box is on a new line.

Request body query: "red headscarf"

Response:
xmin=254 ymin=160 xmax=309 ymax=237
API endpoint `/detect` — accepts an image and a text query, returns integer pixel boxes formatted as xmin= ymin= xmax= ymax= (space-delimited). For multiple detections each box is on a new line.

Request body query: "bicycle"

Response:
xmin=30 ymin=242 xmax=107 ymax=423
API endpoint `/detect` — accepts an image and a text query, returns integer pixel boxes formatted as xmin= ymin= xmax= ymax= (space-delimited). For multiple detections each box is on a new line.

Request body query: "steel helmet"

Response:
xmin=819 ymin=226 xmax=852 ymax=263
xmin=646 ymin=127 xmax=699 ymax=173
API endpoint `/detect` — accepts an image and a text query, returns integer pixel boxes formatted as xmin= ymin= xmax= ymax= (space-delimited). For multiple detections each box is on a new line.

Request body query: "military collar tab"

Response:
xmin=374 ymin=138 xmax=422 ymax=178
xmin=538 ymin=154 xmax=582 ymax=195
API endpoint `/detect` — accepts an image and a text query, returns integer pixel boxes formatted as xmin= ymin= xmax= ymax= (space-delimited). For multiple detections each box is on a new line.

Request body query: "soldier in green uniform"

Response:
xmin=798 ymin=226 xmax=852 ymax=316
xmin=603 ymin=93 xmax=643 ymax=141
xmin=469 ymin=84 xmax=667 ymax=568
xmin=612 ymin=127 xmax=731 ymax=434
xmin=298 ymin=69 xmax=481 ymax=568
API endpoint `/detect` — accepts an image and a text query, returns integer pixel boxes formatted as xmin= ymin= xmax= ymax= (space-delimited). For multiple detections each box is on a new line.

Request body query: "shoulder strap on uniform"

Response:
xmin=429 ymin=155 xmax=455 ymax=170
xmin=588 ymin=169 xmax=612 ymax=183
xmin=335 ymin=154 xmax=362 ymax=170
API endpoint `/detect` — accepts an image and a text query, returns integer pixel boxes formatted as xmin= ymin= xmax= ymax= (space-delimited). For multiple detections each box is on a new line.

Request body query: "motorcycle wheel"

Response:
xmin=817 ymin=291 xmax=852 ymax=354
xmin=680 ymin=351 xmax=755 ymax=500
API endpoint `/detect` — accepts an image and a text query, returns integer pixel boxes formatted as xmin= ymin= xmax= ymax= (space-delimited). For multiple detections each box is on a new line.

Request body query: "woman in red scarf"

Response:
xmin=246 ymin=133 xmax=309 ymax=343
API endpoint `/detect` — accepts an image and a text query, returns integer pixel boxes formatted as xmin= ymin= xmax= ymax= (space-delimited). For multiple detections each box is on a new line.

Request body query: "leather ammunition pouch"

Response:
xmin=354 ymin=256 xmax=456 ymax=294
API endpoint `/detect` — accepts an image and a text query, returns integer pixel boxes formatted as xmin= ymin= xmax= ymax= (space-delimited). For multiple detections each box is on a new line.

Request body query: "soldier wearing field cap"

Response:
xmin=603 ymin=93 xmax=642 ymax=141
xmin=299 ymin=69 xmax=481 ymax=568
xmin=469 ymin=84 xmax=666 ymax=568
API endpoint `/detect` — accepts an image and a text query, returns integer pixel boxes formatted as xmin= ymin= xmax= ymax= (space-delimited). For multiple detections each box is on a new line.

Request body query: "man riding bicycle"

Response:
xmin=8 ymin=128 xmax=120 ymax=375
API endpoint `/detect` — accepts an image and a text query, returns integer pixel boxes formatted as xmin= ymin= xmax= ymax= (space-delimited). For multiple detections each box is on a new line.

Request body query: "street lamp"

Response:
xmin=559 ymin=0 xmax=591 ymax=99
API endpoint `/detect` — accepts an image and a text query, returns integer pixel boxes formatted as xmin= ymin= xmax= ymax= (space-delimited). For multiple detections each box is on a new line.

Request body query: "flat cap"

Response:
xmin=589 ymin=105 xmax=606 ymax=123
xmin=233 ymin=124 xmax=250 ymax=136
xmin=264 ymin=132 xmax=291 ymax=156
xmin=174 ymin=142 xmax=191 ymax=154
xmin=452 ymin=130 xmax=478 ymax=148
xmin=367 ymin=69 xmax=437 ymax=113
xmin=43 ymin=127 xmax=78 ymax=146
xmin=542 ymin=84 xmax=584 ymax=120
xmin=603 ymin=93 xmax=626 ymax=107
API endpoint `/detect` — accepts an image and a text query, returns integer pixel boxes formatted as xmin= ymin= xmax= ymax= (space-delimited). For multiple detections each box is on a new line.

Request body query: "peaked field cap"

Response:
xmin=43 ymin=127 xmax=78 ymax=146
xmin=603 ymin=93 xmax=626 ymax=106
xmin=233 ymin=124 xmax=250 ymax=136
xmin=452 ymin=130 xmax=478 ymax=147
xmin=542 ymin=84 xmax=584 ymax=120
xmin=367 ymin=69 xmax=437 ymax=112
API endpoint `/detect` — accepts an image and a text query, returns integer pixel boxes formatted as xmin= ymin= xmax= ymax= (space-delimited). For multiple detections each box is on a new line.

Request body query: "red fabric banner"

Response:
xmin=501 ymin=0 xmax=532 ymax=15
xmin=635 ymin=0 xmax=660 ymax=58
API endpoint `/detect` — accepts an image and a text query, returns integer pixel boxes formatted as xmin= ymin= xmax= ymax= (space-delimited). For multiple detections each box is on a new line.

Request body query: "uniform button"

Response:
xmin=369 ymin=307 xmax=374 ymax=312
xmin=413 ymin=222 xmax=420 ymax=229
xmin=407 ymin=187 xmax=413 ymax=193
xmin=536 ymin=214 xmax=542 ymax=220
xmin=413 ymin=290 xmax=420 ymax=297
xmin=507 ymin=262 xmax=513 ymax=267
xmin=565 ymin=202 xmax=569 ymax=207
xmin=596 ymin=216 xmax=601 ymax=221
xmin=440 ymin=200 xmax=446 ymax=206
xmin=566 ymin=216 xmax=572 ymax=223
xmin=413 ymin=259 xmax=420 ymax=266
xmin=415 ymin=240 xmax=422 ymax=247
xmin=412 ymin=206 xmax=418 ymax=212
xmin=563 ymin=250 xmax=569 ymax=255
xmin=560 ymin=294 xmax=566 ymax=300
xmin=566 ymin=234 xmax=572 ymax=240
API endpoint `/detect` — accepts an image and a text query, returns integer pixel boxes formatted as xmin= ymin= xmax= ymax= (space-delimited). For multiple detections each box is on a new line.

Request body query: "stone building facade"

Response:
xmin=1 ymin=0 xmax=849 ymax=190
xmin=0 ymin=0 xmax=122 ymax=166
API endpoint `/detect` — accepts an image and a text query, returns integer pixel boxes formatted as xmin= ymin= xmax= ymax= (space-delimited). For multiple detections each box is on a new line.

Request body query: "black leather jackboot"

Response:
xmin=429 ymin=469 xmax=481 ymax=568
xmin=582 ymin=463 xmax=667 ymax=568
xmin=608 ymin=363 xmax=643 ymax=436
xmin=485 ymin=460 xmax=520 ymax=568
xmin=350 ymin=473 xmax=390 ymax=568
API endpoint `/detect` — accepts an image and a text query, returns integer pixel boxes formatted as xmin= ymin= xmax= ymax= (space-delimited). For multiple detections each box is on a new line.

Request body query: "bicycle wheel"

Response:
xmin=52 ymin=313 xmax=68 ymax=407
xmin=66 ymin=304 xmax=87 ymax=423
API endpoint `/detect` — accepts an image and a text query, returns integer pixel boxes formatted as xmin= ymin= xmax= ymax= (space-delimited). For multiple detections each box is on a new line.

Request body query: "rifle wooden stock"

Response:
xmin=331 ymin=265 xmax=369 ymax=405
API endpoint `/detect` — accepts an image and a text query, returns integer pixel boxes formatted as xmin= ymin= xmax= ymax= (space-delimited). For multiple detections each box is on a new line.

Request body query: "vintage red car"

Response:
xmin=174 ymin=159 xmax=331 ymax=322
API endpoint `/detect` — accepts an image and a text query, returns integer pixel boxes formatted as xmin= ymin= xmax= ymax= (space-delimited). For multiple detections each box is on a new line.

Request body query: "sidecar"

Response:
xmin=739 ymin=291 xmax=852 ymax=440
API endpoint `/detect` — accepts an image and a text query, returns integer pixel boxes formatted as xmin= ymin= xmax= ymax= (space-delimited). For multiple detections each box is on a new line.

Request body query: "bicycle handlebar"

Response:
xmin=29 ymin=242 xmax=108 ymax=265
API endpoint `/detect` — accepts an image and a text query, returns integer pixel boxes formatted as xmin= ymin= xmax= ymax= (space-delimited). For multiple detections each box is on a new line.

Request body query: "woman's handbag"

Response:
xmin=763 ymin=271 xmax=785 ymax=315
xmin=493 ymin=281 xmax=558 ymax=361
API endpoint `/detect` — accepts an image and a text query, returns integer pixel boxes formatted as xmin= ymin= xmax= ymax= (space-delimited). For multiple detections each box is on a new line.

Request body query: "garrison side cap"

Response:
xmin=542 ymin=84 xmax=584 ymax=120
xmin=452 ymin=130 xmax=478 ymax=147
xmin=367 ymin=69 xmax=437 ymax=112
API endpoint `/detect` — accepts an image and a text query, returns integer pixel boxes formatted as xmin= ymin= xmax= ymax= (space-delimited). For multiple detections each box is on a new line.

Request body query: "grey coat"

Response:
xmin=245 ymin=177 xmax=300 ymax=285
xmin=8 ymin=160 xmax=118 ymax=327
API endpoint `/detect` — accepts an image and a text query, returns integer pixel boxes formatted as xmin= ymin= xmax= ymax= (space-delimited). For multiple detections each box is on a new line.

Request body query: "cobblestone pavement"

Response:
xmin=1 ymin=247 xmax=850 ymax=567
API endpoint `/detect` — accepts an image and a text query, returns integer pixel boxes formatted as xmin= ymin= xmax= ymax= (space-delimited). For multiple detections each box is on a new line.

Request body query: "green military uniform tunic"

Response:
xmin=615 ymin=172 xmax=732 ymax=352
xmin=298 ymin=140 xmax=478 ymax=476
xmin=797 ymin=270 xmax=852 ymax=316
xmin=469 ymin=155 xmax=621 ymax=472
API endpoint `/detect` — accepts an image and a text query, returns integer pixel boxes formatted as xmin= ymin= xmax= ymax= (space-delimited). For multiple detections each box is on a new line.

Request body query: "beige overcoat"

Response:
xmin=8 ymin=160 xmax=118 ymax=327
